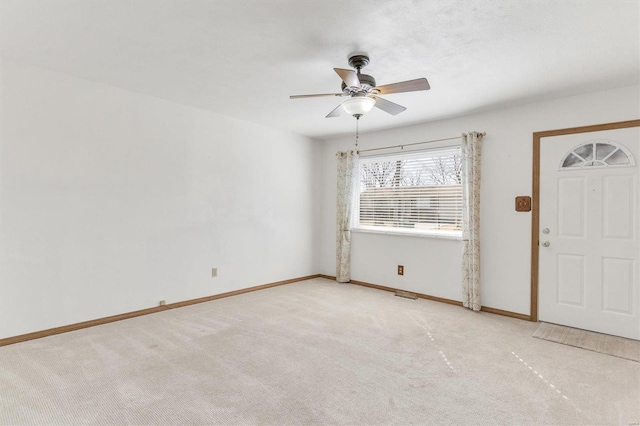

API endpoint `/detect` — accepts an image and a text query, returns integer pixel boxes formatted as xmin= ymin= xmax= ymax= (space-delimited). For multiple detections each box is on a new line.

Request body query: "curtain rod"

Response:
xmin=356 ymin=132 xmax=486 ymax=154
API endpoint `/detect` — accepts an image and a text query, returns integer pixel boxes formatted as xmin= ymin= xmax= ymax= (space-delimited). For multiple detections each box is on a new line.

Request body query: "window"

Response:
xmin=354 ymin=146 xmax=462 ymax=237
xmin=560 ymin=141 xmax=634 ymax=169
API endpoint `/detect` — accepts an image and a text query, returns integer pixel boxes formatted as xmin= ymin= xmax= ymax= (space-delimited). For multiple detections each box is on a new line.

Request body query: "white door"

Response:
xmin=539 ymin=126 xmax=640 ymax=340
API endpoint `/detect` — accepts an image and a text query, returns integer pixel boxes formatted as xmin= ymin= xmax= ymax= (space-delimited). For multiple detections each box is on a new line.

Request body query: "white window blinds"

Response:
xmin=355 ymin=146 xmax=462 ymax=235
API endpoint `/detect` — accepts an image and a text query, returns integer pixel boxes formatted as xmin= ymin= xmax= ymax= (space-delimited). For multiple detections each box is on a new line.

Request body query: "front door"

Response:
xmin=539 ymin=126 xmax=639 ymax=340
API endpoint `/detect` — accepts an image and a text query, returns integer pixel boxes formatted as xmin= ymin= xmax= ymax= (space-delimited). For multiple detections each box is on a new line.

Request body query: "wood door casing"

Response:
xmin=531 ymin=120 xmax=640 ymax=323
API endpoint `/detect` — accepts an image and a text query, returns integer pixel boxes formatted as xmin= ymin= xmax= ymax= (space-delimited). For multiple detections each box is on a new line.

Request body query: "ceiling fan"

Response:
xmin=289 ymin=54 xmax=430 ymax=119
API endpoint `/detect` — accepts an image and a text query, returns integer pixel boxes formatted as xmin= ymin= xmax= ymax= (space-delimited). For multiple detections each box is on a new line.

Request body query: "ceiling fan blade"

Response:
xmin=374 ymin=96 xmax=407 ymax=116
xmin=334 ymin=68 xmax=361 ymax=88
xmin=375 ymin=78 xmax=430 ymax=95
xmin=326 ymin=103 xmax=345 ymax=118
xmin=289 ymin=93 xmax=345 ymax=99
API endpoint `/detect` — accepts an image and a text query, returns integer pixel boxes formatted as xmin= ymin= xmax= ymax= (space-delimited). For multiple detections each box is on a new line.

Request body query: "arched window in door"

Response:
xmin=560 ymin=141 xmax=635 ymax=169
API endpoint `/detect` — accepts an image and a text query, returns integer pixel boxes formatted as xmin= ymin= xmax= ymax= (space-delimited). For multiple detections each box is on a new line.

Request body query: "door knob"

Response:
xmin=542 ymin=241 xmax=550 ymax=247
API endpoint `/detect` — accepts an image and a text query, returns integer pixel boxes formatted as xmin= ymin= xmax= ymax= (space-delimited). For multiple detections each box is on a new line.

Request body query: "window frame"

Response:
xmin=558 ymin=140 xmax=635 ymax=170
xmin=352 ymin=144 xmax=463 ymax=239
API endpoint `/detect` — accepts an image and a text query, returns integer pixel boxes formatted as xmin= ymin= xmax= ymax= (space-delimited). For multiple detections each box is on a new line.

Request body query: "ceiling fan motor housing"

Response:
xmin=341 ymin=73 xmax=376 ymax=93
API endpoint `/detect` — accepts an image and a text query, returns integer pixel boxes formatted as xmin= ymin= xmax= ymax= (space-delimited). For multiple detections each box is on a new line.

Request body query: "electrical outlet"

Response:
xmin=398 ymin=265 xmax=404 ymax=276
xmin=159 ymin=300 xmax=166 ymax=306
xmin=211 ymin=267 xmax=217 ymax=278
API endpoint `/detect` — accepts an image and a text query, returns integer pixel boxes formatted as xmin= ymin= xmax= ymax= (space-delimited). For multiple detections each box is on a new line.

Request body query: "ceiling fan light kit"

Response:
xmin=341 ymin=96 xmax=376 ymax=118
xmin=289 ymin=53 xmax=430 ymax=120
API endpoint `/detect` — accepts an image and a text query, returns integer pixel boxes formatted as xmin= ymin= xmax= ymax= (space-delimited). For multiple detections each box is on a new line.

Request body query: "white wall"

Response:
xmin=318 ymin=86 xmax=640 ymax=314
xmin=1 ymin=59 xmax=637 ymax=339
xmin=0 ymin=60 xmax=321 ymax=338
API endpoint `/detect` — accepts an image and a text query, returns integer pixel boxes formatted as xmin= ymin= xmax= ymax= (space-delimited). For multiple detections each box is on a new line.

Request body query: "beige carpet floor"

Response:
xmin=533 ymin=321 xmax=640 ymax=362
xmin=1 ymin=277 xmax=639 ymax=425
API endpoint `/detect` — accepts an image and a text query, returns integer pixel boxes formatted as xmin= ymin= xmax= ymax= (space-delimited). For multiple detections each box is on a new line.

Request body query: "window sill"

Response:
xmin=351 ymin=227 xmax=462 ymax=241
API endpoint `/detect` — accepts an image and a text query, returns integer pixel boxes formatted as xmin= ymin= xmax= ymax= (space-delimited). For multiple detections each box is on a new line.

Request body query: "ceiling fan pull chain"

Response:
xmin=355 ymin=116 xmax=359 ymax=147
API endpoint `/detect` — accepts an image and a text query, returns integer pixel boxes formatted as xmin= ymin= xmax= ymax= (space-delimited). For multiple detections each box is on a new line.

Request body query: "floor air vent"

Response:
xmin=394 ymin=290 xmax=418 ymax=300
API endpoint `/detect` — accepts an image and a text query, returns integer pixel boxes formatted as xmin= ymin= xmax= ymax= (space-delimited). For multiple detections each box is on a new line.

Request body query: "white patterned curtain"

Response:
xmin=461 ymin=132 xmax=483 ymax=311
xmin=336 ymin=150 xmax=358 ymax=283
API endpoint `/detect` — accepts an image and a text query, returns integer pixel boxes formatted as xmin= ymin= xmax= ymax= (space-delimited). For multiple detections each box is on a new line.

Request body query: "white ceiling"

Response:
xmin=1 ymin=0 xmax=638 ymax=139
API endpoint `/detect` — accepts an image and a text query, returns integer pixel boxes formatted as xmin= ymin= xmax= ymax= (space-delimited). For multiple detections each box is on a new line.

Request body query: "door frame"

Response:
xmin=530 ymin=119 xmax=640 ymax=322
